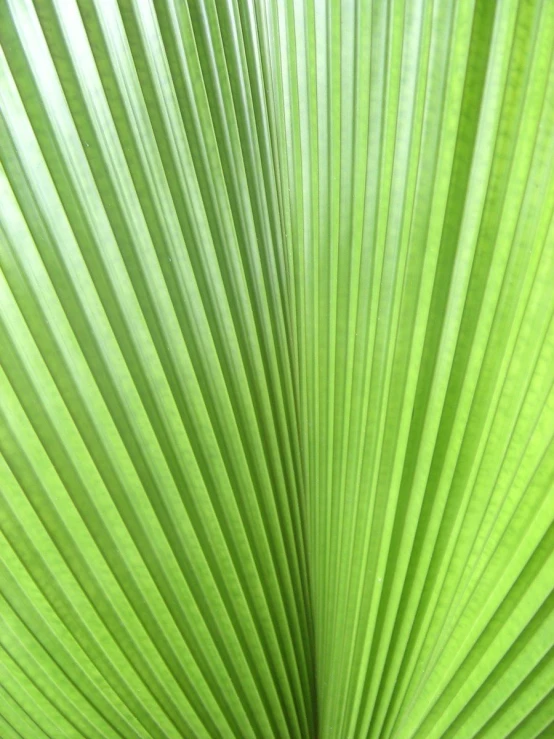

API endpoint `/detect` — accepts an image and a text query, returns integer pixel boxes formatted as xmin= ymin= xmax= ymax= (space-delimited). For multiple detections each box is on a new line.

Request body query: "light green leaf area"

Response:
xmin=0 ymin=0 xmax=553 ymax=737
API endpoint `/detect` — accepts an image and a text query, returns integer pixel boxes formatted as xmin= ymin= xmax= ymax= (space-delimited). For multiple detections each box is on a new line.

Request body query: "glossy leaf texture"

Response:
xmin=0 ymin=0 xmax=553 ymax=737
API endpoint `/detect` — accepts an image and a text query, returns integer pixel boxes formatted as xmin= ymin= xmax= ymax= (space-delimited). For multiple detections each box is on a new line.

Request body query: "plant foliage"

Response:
xmin=0 ymin=0 xmax=553 ymax=736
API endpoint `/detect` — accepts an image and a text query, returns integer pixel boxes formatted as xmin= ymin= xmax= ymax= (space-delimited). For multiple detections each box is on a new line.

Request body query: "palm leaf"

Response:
xmin=0 ymin=0 xmax=553 ymax=736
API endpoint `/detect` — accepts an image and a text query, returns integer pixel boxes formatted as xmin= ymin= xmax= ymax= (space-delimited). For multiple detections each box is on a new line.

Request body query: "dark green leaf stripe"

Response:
xmin=0 ymin=0 xmax=552 ymax=736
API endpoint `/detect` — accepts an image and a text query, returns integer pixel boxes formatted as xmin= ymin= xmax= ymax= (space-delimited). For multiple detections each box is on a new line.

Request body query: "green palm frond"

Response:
xmin=0 ymin=0 xmax=553 ymax=737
